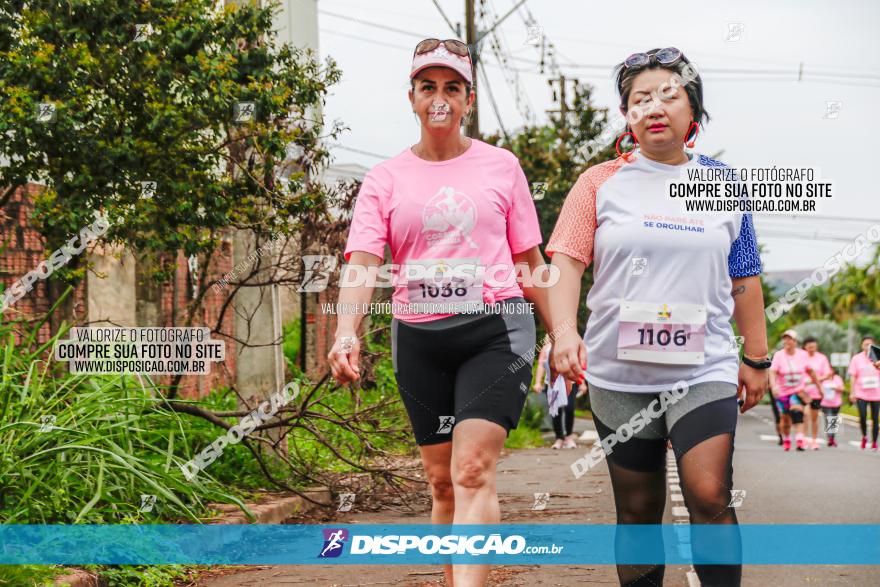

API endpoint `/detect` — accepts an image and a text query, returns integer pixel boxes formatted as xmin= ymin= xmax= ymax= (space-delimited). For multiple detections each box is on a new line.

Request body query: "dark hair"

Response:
xmin=802 ymin=337 xmax=818 ymax=346
xmin=862 ymin=335 xmax=876 ymax=343
xmin=614 ymin=48 xmax=709 ymax=138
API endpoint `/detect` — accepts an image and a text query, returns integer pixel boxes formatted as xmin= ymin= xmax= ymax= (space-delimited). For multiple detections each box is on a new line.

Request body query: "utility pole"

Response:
xmin=546 ymin=75 xmax=578 ymax=139
xmin=465 ymin=0 xmax=479 ymax=137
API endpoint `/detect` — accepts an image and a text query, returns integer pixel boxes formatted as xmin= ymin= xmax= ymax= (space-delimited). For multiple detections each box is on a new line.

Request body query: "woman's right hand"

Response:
xmin=328 ymin=333 xmax=361 ymax=384
xmin=550 ymin=330 xmax=586 ymax=387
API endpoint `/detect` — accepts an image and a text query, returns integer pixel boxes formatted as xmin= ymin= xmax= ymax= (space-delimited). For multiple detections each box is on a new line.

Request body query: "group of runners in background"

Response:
xmin=769 ymin=332 xmax=880 ymax=451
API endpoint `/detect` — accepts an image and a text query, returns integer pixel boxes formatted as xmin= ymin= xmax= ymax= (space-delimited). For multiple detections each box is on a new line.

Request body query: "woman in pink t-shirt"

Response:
xmin=819 ymin=372 xmax=845 ymax=447
xmin=801 ymin=337 xmax=833 ymax=450
xmin=769 ymin=330 xmax=819 ymax=451
xmin=849 ymin=335 xmax=880 ymax=450
xmin=328 ymin=38 xmax=553 ymax=586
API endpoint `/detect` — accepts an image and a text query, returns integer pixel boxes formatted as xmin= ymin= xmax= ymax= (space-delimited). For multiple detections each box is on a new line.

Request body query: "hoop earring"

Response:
xmin=684 ymin=121 xmax=699 ymax=148
xmin=615 ymin=131 xmax=638 ymax=161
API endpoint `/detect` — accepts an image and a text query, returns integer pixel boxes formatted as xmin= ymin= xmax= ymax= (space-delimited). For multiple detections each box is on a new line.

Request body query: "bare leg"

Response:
xmin=419 ymin=442 xmax=454 ymax=586
xmin=450 ymin=419 xmax=507 ymax=587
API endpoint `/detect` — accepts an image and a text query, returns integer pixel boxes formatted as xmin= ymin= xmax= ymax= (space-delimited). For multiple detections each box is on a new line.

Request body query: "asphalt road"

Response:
xmin=723 ymin=403 xmax=880 ymax=586
xmin=197 ymin=408 xmax=880 ymax=586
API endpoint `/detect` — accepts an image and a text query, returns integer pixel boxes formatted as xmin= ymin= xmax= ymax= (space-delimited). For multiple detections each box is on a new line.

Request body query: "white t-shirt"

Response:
xmin=546 ymin=151 xmax=762 ymax=392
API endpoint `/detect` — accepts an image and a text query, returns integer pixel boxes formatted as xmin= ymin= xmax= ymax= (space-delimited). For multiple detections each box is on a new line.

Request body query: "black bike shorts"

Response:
xmin=391 ymin=298 xmax=536 ymax=445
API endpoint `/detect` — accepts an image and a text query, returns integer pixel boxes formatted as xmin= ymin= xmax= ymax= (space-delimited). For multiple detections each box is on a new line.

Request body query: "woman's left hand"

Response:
xmin=738 ymin=363 xmax=769 ymax=413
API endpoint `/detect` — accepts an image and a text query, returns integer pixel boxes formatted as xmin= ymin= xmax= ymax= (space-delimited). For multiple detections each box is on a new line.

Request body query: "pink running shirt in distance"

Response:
xmin=849 ymin=351 xmax=880 ymax=401
xmin=803 ymin=351 xmax=833 ymax=399
xmin=771 ymin=348 xmax=811 ymax=398
xmin=343 ymin=139 xmax=542 ymax=323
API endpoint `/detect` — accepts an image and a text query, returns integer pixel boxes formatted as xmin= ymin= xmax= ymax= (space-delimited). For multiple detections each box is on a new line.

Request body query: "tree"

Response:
xmin=0 ymin=0 xmax=341 ymax=335
xmin=484 ymin=82 xmax=616 ymax=335
xmin=0 ymin=1 xmax=419 ymax=497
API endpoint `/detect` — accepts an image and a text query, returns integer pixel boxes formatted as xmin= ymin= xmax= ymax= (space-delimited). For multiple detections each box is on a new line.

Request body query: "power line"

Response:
xmin=478 ymin=67 xmax=511 ymax=142
xmin=319 ymin=11 xmax=880 ymax=87
xmin=430 ymin=0 xmax=458 ymax=36
xmin=481 ymin=0 xmax=535 ymax=125
xmin=319 ymin=10 xmax=426 ymax=39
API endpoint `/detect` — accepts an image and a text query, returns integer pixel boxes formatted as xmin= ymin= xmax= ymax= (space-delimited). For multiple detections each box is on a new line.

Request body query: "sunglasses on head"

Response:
xmin=414 ymin=38 xmax=471 ymax=59
xmin=624 ymin=47 xmax=682 ymax=69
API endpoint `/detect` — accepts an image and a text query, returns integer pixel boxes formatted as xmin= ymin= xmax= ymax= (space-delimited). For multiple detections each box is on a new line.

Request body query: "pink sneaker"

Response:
xmin=872 ymin=441 xmax=878 ymax=451
xmin=861 ymin=437 xmax=868 ymax=450
xmin=811 ymin=439 xmax=820 ymax=450
xmin=828 ymin=438 xmax=837 ymax=447
xmin=783 ymin=438 xmax=791 ymax=451
xmin=796 ymin=438 xmax=806 ymax=451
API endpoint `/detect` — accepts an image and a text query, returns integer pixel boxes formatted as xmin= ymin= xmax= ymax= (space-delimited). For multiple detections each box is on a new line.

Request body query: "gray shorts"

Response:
xmin=588 ymin=381 xmax=738 ymax=471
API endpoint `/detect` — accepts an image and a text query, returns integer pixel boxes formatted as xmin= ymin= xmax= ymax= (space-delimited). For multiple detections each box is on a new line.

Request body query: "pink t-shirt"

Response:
xmin=343 ymin=139 xmax=542 ymax=323
xmin=849 ymin=352 xmax=880 ymax=401
xmin=803 ymin=351 xmax=833 ymax=399
xmin=771 ymin=348 xmax=811 ymax=397
xmin=820 ymin=374 xmax=845 ymax=408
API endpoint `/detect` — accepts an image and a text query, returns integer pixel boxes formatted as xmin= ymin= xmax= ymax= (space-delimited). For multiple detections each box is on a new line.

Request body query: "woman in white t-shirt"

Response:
xmin=546 ymin=47 xmax=768 ymax=587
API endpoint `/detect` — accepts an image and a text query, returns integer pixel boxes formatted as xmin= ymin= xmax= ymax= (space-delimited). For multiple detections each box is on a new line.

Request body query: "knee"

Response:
xmin=452 ymin=453 xmax=492 ymax=490
xmin=684 ymin=481 xmax=732 ymax=520
xmin=617 ymin=492 xmax=666 ymax=524
xmin=425 ymin=467 xmax=454 ymax=504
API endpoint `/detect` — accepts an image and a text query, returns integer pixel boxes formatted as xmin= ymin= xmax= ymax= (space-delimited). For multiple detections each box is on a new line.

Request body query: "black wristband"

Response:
xmin=742 ymin=355 xmax=771 ymax=370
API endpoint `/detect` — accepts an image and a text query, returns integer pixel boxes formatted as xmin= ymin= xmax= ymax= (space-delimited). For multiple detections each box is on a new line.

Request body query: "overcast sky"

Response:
xmin=316 ymin=0 xmax=879 ymax=273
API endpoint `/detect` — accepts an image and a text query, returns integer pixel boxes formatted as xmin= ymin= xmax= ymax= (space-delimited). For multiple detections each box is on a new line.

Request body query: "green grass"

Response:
xmin=504 ymin=425 xmax=544 ymax=449
xmin=0 ymin=564 xmax=60 ymax=586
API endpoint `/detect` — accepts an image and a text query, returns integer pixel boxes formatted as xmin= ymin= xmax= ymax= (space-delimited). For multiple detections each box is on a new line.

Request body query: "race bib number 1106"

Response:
xmin=617 ymin=301 xmax=707 ymax=365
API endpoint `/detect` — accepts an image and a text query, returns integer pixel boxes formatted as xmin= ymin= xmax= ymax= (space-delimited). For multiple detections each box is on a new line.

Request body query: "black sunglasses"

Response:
xmin=624 ymin=47 xmax=682 ymax=69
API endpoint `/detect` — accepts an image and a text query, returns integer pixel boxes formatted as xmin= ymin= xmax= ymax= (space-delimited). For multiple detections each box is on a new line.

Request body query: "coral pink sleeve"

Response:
xmin=545 ymin=172 xmax=598 ymax=266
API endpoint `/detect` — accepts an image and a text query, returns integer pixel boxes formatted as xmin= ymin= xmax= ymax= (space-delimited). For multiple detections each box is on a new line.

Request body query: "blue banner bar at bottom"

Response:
xmin=1 ymin=524 xmax=878 ymax=565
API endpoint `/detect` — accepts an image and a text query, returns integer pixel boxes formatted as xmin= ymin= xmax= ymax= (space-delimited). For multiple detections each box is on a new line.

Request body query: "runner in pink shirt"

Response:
xmin=769 ymin=330 xmax=819 ymax=451
xmin=819 ymin=372 xmax=845 ymax=447
xmin=848 ymin=335 xmax=880 ymax=450
xmin=327 ymin=38 xmax=553 ymax=586
xmin=801 ymin=337 xmax=833 ymax=449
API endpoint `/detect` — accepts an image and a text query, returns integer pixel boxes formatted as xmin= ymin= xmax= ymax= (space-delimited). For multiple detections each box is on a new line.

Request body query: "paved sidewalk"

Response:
xmin=196 ymin=417 xmax=623 ymax=586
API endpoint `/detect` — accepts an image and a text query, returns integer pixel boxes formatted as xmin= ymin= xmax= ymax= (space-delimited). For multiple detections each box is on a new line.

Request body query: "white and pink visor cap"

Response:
xmin=410 ymin=44 xmax=474 ymax=85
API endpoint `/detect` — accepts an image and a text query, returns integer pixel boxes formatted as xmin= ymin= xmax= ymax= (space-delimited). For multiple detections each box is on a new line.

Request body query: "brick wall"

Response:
xmin=1 ymin=184 xmax=236 ymax=398
xmin=0 ymin=184 xmax=87 ymax=342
